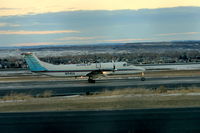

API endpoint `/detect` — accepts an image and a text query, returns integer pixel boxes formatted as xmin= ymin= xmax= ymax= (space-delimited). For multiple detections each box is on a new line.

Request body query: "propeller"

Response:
xmin=112 ymin=60 xmax=116 ymax=72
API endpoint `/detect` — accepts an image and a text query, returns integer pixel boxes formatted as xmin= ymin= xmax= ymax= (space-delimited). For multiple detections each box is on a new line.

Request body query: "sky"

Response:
xmin=0 ymin=0 xmax=200 ymax=47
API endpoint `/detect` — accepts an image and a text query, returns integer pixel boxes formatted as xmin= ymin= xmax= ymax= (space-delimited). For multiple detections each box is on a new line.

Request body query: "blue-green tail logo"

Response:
xmin=23 ymin=54 xmax=47 ymax=71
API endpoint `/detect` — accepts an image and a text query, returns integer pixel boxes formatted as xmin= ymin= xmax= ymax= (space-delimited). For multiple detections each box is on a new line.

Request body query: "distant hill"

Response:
xmin=1 ymin=41 xmax=200 ymax=51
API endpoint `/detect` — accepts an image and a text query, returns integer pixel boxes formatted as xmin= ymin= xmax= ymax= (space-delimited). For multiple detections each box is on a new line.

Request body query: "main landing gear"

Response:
xmin=88 ymin=77 xmax=96 ymax=83
xmin=141 ymin=72 xmax=146 ymax=81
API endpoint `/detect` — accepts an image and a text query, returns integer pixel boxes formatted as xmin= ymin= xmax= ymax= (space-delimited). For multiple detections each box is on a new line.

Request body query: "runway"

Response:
xmin=0 ymin=107 xmax=200 ymax=133
xmin=0 ymin=76 xmax=200 ymax=96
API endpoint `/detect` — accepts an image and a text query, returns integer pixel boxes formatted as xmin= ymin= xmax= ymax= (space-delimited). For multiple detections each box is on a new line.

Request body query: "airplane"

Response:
xmin=21 ymin=52 xmax=146 ymax=83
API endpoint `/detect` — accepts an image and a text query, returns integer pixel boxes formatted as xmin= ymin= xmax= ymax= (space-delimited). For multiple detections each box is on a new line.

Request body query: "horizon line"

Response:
xmin=1 ymin=40 xmax=200 ymax=48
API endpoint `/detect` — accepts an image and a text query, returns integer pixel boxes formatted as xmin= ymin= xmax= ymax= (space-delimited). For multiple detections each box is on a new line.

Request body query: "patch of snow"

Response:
xmin=0 ymin=100 xmax=24 ymax=103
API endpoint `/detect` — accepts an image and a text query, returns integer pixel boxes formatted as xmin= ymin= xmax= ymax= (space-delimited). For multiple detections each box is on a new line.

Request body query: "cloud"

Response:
xmin=56 ymin=36 xmax=102 ymax=41
xmin=157 ymin=32 xmax=200 ymax=36
xmin=13 ymin=42 xmax=65 ymax=46
xmin=107 ymin=38 xmax=151 ymax=42
xmin=0 ymin=23 xmax=20 ymax=27
xmin=1 ymin=7 xmax=200 ymax=47
xmin=0 ymin=23 xmax=7 ymax=27
xmin=0 ymin=8 xmax=19 ymax=10
xmin=1 ymin=0 xmax=200 ymax=16
xmin=0 ymin=30 xmax=79 ymax=35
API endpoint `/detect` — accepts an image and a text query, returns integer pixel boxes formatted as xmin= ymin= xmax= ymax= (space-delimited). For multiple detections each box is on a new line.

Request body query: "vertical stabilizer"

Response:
xmin=21 ymin=52 xmax=47 ymax=71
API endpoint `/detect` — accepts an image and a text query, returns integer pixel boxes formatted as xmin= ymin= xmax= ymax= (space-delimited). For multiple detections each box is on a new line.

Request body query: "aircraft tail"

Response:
xmin=21 ymin=52 xmax=47 ymax=72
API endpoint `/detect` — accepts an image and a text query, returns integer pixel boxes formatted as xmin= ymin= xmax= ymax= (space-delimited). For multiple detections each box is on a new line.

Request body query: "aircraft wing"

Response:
xmin=86 ymin=69 xmax=114 ymax=79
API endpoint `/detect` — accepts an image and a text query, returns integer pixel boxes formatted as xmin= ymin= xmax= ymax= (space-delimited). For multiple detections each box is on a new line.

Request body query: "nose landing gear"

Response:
xmin=141 ymin=72 xmax=145 ymax=81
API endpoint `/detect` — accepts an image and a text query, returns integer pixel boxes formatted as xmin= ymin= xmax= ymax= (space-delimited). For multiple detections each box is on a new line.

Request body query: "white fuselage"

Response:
xmin=37 ymin=61 xmax=145 ymax=77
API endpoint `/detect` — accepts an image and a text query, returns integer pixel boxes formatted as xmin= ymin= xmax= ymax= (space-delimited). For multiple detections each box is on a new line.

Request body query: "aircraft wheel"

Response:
xmin=141 ymin=77 xmax=146 ymax=81
xmin=88 ymin=78 xmax=96 ymax=83
xmin=86 ymin=91 xmax=90 ymax=95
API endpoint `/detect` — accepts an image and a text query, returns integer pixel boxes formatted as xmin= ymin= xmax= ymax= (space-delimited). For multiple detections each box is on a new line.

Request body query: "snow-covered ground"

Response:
xmin=0 ymin=49 xmax=129 ymax=58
